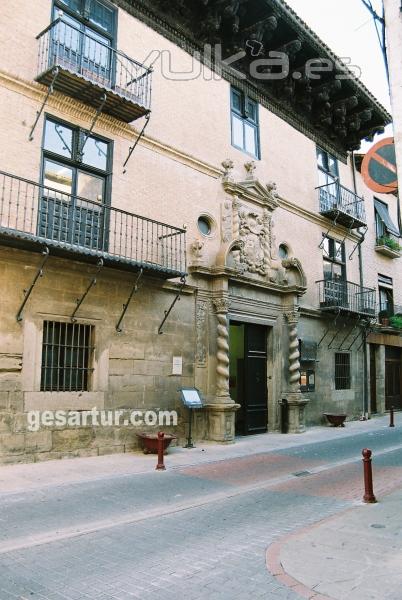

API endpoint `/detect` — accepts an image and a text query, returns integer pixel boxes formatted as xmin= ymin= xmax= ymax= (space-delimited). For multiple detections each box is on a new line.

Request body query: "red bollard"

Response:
xmin=156 ymin=431 xmax=166 ymax=471
xmin=390 ymin=406 xmax=395 ymax=428
xmin=362 ymin=448 xmax=376 ymax=503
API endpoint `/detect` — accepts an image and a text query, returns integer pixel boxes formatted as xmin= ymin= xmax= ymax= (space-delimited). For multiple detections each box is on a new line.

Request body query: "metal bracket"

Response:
xmin=158 ymin=276 xmax=186 ymax=335
xmin=71 ymin=259 xmax=103 ymax=323
xmin=319 ymin=212 xmax=340 ymax=250
xmin=356 ymin=318 xmax=377 ymax=352
xmin=78 ymin=93 xmax=108 ymax=159
xmin=336 ymin=316 xmax=362 ymax=350
xmin=29 ymin=67 xmax=59 ymax=141
xmin=115 ymin=269 xmax=143 ymax=333
xmin=349 ymin=226 xmax=368 ymax=260
xmin=123 ymin=113 xmax=151 ymax=174
xmin=16 ymin=247 xmax=49 ymax=321
xmin=318 ymin=308 xmax=341 ymax=348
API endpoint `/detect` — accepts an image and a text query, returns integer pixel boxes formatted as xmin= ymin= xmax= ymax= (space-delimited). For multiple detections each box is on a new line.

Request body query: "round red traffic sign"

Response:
xmin=361 ymin=137 xmax=398 ymax=194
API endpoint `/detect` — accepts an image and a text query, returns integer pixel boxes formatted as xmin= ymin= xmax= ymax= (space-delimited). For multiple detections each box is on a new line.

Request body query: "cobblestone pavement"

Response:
xmin=1 ymin=426 xmax=402 ymax=600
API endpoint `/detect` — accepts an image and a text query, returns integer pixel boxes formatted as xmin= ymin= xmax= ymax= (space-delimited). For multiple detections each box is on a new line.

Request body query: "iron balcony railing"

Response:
xmin=36 ymin=18 xmax=152 ymax=121
xmin=317 ymin=279 xmax=376 ymax=317
xmin=0 ymin=171 xmax=186 ymax=278
xmin=318 ymin=181 xmax=366 ymax=227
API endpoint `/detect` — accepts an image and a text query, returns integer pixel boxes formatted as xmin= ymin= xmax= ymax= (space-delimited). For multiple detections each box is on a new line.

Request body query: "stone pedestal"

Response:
xmin=285 ymin=393 xmax=309 ymax=434
xmin=206 ymin=403 xmax=240 ymax=443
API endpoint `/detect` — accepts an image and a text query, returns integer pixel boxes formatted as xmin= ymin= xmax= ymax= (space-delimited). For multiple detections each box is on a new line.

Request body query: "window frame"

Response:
xmin=40 ymin=114 xmax=113 ymax=204
xmin=322 ymin=236 xmax=346 ymax=282
xmin=230 ymin=87 xmax=260 ymax=160
xmin=334 ymin=352 xmax=351 ymax=391
xmin=53 ymin=0 xmax=117 ymax=48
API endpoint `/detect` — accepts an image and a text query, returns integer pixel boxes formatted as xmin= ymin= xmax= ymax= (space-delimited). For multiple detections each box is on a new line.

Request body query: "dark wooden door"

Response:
xmin=385 ymin=347 xmax=402 ymax=410
xmin=243 ymin=324 xmax=268 ymax=435
xmin=370 ymin=345 xmax=377 ymax=414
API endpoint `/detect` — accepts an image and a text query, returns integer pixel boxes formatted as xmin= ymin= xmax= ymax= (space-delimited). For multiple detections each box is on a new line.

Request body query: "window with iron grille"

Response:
xmin=41 ymin=321 xmax=95 ymax=391
xmin=334 ymin=353 xmax=351 ymax=390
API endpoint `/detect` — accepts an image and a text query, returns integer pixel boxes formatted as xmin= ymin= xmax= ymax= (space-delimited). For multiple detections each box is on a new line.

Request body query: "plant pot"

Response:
xmin=323 ymin=413 xmax=347 ymax=427
xmin=136 ymin=432 xmax=176 ymax=455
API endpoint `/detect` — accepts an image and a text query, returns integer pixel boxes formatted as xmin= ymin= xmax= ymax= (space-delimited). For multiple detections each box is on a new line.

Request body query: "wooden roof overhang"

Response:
xmin=119 ymin=0 xmax=391 ymax=161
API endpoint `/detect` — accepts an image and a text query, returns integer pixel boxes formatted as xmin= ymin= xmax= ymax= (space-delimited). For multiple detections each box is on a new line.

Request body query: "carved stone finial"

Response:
xmin=266 ymin=181 xmax=279 ymax=201
xmin=244 ymin=161 xmax=256 ymax=180
xmin=190 ymin=239 xmax=204 ymax=259
xmin=222 ymin=159 xmax=234 ymax=182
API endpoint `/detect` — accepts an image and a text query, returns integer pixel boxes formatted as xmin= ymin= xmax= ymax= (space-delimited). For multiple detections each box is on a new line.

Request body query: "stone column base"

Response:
xmin=284 ymin=393 xmax=309 ymax=434
xmin=205 ymin=403 xmax=240 ymax=443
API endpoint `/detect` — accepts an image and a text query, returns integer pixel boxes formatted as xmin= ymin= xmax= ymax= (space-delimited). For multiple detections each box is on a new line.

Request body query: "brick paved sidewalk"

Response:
xmin=267 ymin=486 xmax=402 ymax=600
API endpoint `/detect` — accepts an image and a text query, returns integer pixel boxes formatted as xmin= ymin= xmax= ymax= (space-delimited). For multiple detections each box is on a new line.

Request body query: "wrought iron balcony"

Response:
xmin=0 ymin=171 xmax=186 ymax=279
xmin=318 ymin=182 xmax=366 ymax=229
xmin=36 ymin=18 xmax=152 ymax=122
xmin=317 ymin=279 xmax=376 ymax=317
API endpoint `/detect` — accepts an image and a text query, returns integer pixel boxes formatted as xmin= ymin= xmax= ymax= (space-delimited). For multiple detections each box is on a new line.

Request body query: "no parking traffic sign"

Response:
xmin=361 ymin=137 xmax=398 ymax=194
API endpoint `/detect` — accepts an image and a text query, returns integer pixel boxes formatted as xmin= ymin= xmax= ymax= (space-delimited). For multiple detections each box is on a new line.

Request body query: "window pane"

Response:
xmin=317 ymin=148 xmax=327 ymax=170
xmin=246 ymin=99 xmax=257 ymax=123
xmin=231 ymin=90 xmax=242 ymax=113
xmin=43 ymin=160 xmax=73 ymax=198
xmin=55 ymin=15 xmax=81 ymax=62
xmin=322 ymin=237 xmax=330 ymax=257
xmin=44 ymin=120 xmax=73 ymax=158
xmin=89 ymin=0 xmax=115 ymax=34
xmin=332 ymin=263 xmax=343 ymax=280
xmin=77 ymin=171 xmax=104 ymax=203
xmin=323 ymin=259 xmax=332 ymax=280
xmin=81 ymin=136 xmax=108 ymax=170
xmin=328 ymin=155 xmax=338 ymax=177
xmin=83 ymin=27 xmax=111 ymax=74
xmin=232 ymin=114 xmax=244 ymax=149
xmin=56 ymin=0 xmax=81 ymax=14
xmin=244 ymin=122 xmax=257 ymax=157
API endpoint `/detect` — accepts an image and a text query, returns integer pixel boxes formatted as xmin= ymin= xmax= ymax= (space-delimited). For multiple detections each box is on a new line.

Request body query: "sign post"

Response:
xmin=179 ymin=388 xmax=203 ymax=449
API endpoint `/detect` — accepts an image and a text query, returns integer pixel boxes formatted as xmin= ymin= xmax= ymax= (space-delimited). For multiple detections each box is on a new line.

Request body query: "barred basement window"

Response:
xmin=41 ymin=321 xmax=95 ymax=391
xmin=335 ymin=353 xmax=351 ymax=390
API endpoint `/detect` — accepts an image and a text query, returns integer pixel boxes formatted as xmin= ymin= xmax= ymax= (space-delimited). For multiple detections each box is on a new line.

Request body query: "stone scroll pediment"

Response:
xmin=222 ymin=179 xmax=280 ymax=212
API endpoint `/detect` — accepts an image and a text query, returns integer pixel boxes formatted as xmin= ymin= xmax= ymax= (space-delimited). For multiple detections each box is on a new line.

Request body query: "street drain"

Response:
xmin=292 ymin=470 xmax=312 ymax=477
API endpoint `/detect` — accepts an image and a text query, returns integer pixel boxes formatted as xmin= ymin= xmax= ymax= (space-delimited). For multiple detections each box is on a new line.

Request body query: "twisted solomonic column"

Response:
xmin=213 ymin=297 xmax=231 ymax=400
xmin=285 ymin=309 xmax=301 ymax=393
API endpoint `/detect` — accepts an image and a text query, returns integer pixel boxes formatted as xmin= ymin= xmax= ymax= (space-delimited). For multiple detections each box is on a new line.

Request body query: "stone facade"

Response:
xmin=0 ymin=0 xmax=400 ymax=463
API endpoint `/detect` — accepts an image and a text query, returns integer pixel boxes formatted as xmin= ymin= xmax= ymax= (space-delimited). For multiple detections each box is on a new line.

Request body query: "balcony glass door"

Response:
xmin=38 ymin=118 xmax=110 ymax=252
xmin=52 ymin=1 xmax=114 ymax=86
xmin=39 ymin=161 xmax=106 ymax=251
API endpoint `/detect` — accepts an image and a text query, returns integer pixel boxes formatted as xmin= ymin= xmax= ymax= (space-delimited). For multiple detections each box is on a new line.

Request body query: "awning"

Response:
xmin=374 ymin=199 xmax=400 ymax=237
xmin=300 ymin=340 xmax=318 ymax=362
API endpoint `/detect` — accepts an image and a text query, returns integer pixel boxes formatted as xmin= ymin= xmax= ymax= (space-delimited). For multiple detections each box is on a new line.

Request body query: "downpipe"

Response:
xmin=351 ymin=151 xmax=369 ymax=420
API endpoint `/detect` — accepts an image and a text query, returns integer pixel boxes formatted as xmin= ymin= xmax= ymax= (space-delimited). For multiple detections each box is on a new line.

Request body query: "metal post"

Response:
xmin=362 ymin=448 xmax=377 ymax=503
xmin=390 ymin=405 xmax=395 ymax=428
xmin=185 ymin=407 xmax=194 ymax=448
xmin=156 ymin=431 xmax=166 ymax=471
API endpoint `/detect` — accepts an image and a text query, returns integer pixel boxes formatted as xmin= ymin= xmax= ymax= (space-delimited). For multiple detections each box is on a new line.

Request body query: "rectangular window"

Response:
xmin=378 ymin=274 xmax=394 ymax=316
xmin=323 ymin=236 xmax=346 ymax=281
xmin=335 ymin=353 xmax=351 ymax=390
xmin=41 ymin=321 xmax=95 ymax=391
xmin=40 ymin=116 xmax=111 ymax=250
xmin=317 ymin=147 xmax=339 ymax=185
xmin=231 ymin=87 xmax=260 ymax=159
xmin=374 ymin=198 xmax=400 ymax=241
